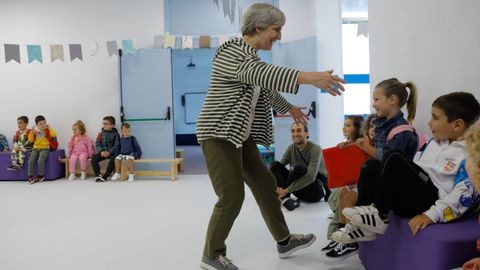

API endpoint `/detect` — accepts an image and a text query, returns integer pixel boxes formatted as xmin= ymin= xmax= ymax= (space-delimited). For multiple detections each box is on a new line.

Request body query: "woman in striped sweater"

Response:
xmin=198 ymin=3 xmax=345 ymax=270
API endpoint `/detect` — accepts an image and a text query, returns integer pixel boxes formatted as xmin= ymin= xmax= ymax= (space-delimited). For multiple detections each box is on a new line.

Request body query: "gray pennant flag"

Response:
xmin=238 ymin=5 xmax=243 ymax=26
xmin=4 ymin=44 xmax=20 ymax=63
xmin=213 ymin=0 xmax=219 ymax=10
xmin=357 ymin=22 xmax=369 ymax=37
xmin=50 ymin=44 xmax=64 ymax=62
xmin=69 ymin=44 xmax=83 ymax=61
xmin=153 ymin=36 xmax=164 ymax=49
xmin=106 ymin=41 xmax=118 ymax=56
xmin=222 ymin=0 xmax=230 ymax=18
xmin=230 ymin=0 xmax=236 ymax=24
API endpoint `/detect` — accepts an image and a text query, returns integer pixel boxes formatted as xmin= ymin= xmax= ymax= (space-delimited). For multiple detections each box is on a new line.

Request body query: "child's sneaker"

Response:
xmin=80 ymin=172 xmax=87 ymax=180
xmin=95 ymin=175 xmax=106 ymax=182
xmin=282 ymin=198 xmax=300 ymax=211
xmin=128 ymin=174 xmax=134 ymax=182
xmin=200 ymin=255 xmax=238 ymax=270
xmin=111 ymin=172 xmax=121 ymax=181
xmin=321 ymin=239 xmax=339 ymax=252
xmin=324 ymin=242 xmax=359 ymax=261
xmin=27 ymin=176 xmax=35 ymax=184
xmin=342 ymin=205 xmax=389 ymax=235
xmin=68 ymin=174 xmax=76 ymax=181
xmin=331 ymin=223 xmax=377 ymax=244
xmin=36 ymin=176 xmax=45 ymax=183
xmin=277 ymin=233 xmax=316 ymax=259
xmin=7 ymin=164 xmax=21 ymax=170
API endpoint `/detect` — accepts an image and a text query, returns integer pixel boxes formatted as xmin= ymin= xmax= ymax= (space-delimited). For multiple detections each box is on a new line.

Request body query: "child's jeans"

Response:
xmin=69 ymin=153 xmax=88 ymax=173
xmin=28 ymin=148 xmax=50 ymax=176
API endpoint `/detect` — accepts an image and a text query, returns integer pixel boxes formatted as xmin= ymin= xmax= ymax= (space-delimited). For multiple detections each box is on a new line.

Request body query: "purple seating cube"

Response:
xmin=359 ymin=211 xmax=480 ymax=270
xmin=0 ymin=150 xmax=65 ymax=180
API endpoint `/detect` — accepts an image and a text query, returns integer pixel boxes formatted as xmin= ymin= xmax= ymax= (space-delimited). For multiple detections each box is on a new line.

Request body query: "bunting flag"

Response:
xmin=182 ymin=36 xmax=193 ymax=50
xmin=229 ymin=0 xmax=236 ymax=24
xmin=69 ymin=44 xmax=83 ymax=61
xmin=164 ymin=34 xmax=176 ymax=49
xmin=50 ymin=44 xmax=64 ymax=62
xmin=222 ymin=0 xmax=230 ymax=19
xmin=153 ymin=35 xmax=164 ymax=48
xmin=4 ymin=44 xmax=20 ymax=63
xmin=238 ymin=5 xmax=243 ymax=26
xmin=27 ymin=45 xmax=42 ymax=63
xmin=199 ymin=36 xmax=211 ymax=48
xmin=106 ymin=40 xmax=118 ymax=57
xmin=122 ymin=40 xmax=135 ymax=54
xmin=89 ymin=42 xmax=100 ymax=57
xmin=357 ymin=22 xmax=368 ymax=37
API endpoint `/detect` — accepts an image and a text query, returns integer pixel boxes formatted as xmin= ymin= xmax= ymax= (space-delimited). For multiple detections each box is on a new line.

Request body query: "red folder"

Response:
xmin=322 ymin=145 xmax=370 ymax=189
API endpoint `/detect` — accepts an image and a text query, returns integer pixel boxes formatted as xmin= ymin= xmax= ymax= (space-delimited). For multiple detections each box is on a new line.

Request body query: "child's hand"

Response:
xmin=337 ymin=142 xmax=351 ymax=149
xmin=408 ymin=214 xmax=433 ymax=236
xmin=463 ymin=257 xmax=480 ymax=270
xmin=355 ymin=136 xmax=369 ymax=149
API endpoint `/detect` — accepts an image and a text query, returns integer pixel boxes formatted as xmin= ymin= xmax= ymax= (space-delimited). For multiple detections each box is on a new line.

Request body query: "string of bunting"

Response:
xmin=2 ymin=33 xmax=241 ymax=64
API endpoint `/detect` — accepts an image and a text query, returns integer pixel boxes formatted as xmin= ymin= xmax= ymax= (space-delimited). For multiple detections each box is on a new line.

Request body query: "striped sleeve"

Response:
xmin=236 ymin=54 xmax=300 ymax=94
xmin=266 ymin=87 xmax=293 ymax=114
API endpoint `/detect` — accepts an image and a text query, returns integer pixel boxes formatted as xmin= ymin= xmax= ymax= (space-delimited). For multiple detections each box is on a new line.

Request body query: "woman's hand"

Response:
xmin=288 ymin=106 xmax=308 ymax=127
xmin=355 ymin=136 xmax=369 ymax=150
xmin=298 ymin=70 xmax=346 ymax=96
xmin=408 ymin=214 xmax=433 ymax=236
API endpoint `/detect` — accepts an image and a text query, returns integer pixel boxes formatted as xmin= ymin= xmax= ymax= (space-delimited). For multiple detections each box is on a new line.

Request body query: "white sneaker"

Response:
xmin=111 ymin=172 xmax=121 ymax=181
xmin=128 ymin=174 xmax=135 ymax=182
xmin=68 ymin=174 xmax=76 ymax=181
xmin=331 ymin=223 xmax=377 ymax=244
xmin=343 ymin=205 xmax=389 ymax=234
xmin=80 ymin=172 xmax=87 ymax=180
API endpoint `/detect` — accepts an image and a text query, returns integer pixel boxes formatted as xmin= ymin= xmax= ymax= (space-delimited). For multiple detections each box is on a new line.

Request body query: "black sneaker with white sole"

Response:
xmin=324 ymin=242 xmax=359 ymax=261
xmin=321 ymin=239 xmax=338 ymax=252
xmin=277 ymin=233 xmax=316 ymax=258
xmin=95 ymin=175 xmax=106 ymax=182
xmin=282 ymin=198 xmax=300 ymax=211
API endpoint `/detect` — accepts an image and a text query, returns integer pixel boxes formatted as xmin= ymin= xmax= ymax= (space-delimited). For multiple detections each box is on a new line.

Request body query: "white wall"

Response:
xmin=0 ymin=0 xmax=164 ymax=148
xmin=369 ymin=0 xmax=480 ymax=134
xmin=279 ymin=0 xmax=317 ymax=43
xmin=315 ymin=0 xmax=344 ymax=148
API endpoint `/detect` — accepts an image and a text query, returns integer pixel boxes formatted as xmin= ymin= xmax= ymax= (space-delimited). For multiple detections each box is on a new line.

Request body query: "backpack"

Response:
xmin=387 ymin=125 xmax=429 ymax=152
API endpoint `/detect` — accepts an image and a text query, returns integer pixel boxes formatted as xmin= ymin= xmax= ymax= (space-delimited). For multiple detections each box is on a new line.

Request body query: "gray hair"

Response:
xmin=241 ymin=3 xmax=285 ymax=36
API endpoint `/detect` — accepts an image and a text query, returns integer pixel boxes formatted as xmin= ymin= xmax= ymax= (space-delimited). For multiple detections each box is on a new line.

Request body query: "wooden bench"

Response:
xmin=59 ymin=158 xmax=183 ymax=181
xmin=120 ymin=158 xmax=183 ymax=181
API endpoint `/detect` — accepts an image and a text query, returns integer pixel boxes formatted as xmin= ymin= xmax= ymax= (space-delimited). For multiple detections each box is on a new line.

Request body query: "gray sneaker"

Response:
xmin=277 ymin=233 xmax=316 ymax=259
xmin=200 ymin=255 xmax=238 ymax=270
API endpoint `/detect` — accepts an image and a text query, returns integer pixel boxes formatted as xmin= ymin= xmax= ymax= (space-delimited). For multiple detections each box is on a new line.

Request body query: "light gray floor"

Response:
xmin=0 ymin=175 xmax=365 ymax=270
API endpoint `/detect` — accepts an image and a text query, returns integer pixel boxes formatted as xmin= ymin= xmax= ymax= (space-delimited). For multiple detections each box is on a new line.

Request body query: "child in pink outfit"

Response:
xmin=68 ymin=120 xmax=94 ymax=180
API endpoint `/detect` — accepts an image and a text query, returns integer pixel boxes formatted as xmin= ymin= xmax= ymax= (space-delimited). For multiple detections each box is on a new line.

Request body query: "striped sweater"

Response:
xmin=196 ymin=37 xmax=300 ymax=148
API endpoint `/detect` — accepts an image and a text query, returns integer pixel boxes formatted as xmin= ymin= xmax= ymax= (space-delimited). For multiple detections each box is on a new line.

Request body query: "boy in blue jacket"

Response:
xmin=111 ymin=122 xmax=142 ymax=182
xmin=92 ymin=116 xmax=119 ymax=182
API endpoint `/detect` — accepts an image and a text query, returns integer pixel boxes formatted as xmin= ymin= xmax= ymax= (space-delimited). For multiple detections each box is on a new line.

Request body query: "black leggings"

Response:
xmin=270 ymin=161 xmax=325 ymax=203
xmin=356 ymin=151 xmax=438 ymax=218
xmin=91 ymin=153 xmax=116 ymax=178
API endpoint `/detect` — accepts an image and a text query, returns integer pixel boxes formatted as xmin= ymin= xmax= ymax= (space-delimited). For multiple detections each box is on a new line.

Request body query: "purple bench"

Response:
xmin=359 ymin=211 xmax=480 ymax=270
xmin=0 ymin=150 xmax=65 ymax=180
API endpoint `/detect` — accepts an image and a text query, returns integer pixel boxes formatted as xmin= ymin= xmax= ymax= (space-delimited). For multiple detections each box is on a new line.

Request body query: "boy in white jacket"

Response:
xmin=332 ymin=92 xmax=480 ymax=244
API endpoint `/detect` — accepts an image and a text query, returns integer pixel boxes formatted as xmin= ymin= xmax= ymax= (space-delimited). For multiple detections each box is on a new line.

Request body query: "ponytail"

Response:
xmin=376 ymin=78 xmax=417 ymax=124
xmin=405 ymin=81 xmax=417 ymax=125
